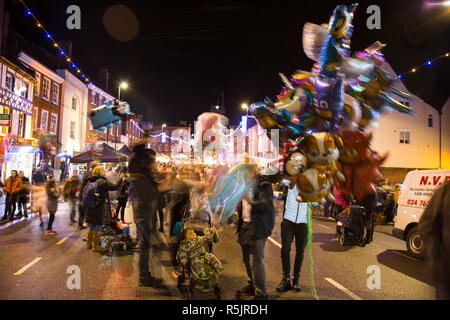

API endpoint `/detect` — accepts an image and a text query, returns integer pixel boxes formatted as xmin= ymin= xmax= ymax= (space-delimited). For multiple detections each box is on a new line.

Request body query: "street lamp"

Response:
xmin=118 ymin=82 xmax=128 ymax=100
xmin=241 ymin=103 xmax=248 ymax=117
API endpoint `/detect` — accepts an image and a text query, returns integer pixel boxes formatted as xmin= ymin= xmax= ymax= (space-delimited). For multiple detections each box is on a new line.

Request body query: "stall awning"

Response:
xmin=71 ymin=143 xmax=128 ymax=163
xmin=7 ymin=145 xmax=39 ymax=154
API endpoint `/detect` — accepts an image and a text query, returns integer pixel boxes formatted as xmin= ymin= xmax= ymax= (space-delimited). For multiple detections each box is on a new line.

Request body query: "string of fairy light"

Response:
xmin=20 ymin=0 xmax=94 ymax=85
xmin=396 ymin=51 xmax=449 ymax=79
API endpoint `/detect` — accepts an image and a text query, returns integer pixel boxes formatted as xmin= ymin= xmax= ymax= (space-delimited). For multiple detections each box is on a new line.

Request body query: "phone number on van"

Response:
xmin=407 ymin=199 xmax=428 ymax=207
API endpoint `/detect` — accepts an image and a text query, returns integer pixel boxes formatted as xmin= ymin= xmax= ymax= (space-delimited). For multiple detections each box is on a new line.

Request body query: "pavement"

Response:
xmin=0 ymin=198 xmax=436 ymax=300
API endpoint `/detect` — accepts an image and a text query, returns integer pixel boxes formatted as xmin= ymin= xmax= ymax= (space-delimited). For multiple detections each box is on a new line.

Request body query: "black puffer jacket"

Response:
xmin=85 ymin=176 xmax=119 ymax=226
xmin=237 ymin=175 xmax=276 ymax=240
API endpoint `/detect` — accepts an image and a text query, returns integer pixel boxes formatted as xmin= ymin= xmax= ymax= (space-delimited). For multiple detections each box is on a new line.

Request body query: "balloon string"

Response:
xmin=307 ymin=202 xmax=319 ymax=300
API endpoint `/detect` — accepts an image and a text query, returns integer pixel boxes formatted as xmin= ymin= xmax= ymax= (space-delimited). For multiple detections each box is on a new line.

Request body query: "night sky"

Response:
xmin=6 ymin=0 xmax=450 ymax=126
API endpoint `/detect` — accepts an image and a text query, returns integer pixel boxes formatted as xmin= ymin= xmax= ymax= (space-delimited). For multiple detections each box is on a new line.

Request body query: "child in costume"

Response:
xmin=178 ymin=226 xmax=224 ymax=279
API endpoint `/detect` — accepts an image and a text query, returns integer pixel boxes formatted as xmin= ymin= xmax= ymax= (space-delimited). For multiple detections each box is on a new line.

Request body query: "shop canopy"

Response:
xmin=118 ymin=145 xmax=132 ymax=157
xmin=71 ymin=143 xmax=128 ymax=163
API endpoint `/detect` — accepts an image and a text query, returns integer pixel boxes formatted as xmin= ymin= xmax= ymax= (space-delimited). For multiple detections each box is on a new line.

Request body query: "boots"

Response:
xmin=276 ymin=277 xmax=292 ymax=292
xmin=92 ymin=232 xmax=106 ymax=253
xmin=86 ymin=230 xmax=94 ymax=250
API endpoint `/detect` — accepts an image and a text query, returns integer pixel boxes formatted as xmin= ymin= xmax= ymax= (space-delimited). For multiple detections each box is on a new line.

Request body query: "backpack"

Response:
xmin=81 ymin=180 xmax=100 ymax=209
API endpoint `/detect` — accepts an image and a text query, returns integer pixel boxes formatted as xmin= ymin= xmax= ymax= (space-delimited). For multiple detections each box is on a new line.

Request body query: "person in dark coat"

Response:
xmin=17 ymin=171 xmax=30 ymax=218
xmin=116 ymin=173 xmax=130 ymax=221
xmin=84 ymin=166 xmax=119 ymax=253
xmin=419 ymin=182 xmax=450 ymax=300
xmin=156 ymin=191 xmax=168 ymax=233
xmin=45 ymin=179 xmax=61 ymax=235
xmin=129 ymin=141 xmax=162 ymax=287
xmin=236 ymin=169 xmax=276 ymax=300
xmin=78 ymin=161 xmax=99 ymax=229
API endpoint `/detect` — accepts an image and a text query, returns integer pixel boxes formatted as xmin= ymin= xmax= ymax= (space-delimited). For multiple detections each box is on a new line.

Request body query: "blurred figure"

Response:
xmin=116 ymin=172 xmax=130 ymax=221
xmin=45 ymin=179 xmax=61 ymax=235
xmin=384 ymin=193 xmax=395 ymax=224
xmin=236 ymin=167 xmax=275 ymax=300
xmin=156 ymin=190 xmax=168 ymax=233
xmin=419 ymin=182 xmax=450 ymax=300
xmin=32 ymin=167 xmax=46 ymax=185
xmin=31 ymin=184 xmax=46 ymax=228
xmin=129 ymin=141 xmax=162 ymax=286
xmin=17 ymin=171 xmax=30 ymax=218
xmin=2 ymin=170 xmax=22 ymax=222
xmin=78 ymin=161 xmax=99 ymax=229
xmin=64 ymin=170 xmax=81 ymax=224
xmin=84 ymin=166 xmax=118 ymax=253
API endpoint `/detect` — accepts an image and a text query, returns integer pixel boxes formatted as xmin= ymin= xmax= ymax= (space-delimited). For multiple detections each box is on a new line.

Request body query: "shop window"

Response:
xmin=35 ymin=72 xmax=41 ymax=96
xmin=42 ymin=77 xmax=50 ymax=100
xmin=40 ymin=110 xmax=48 ymax=131
xmin=70 ymin=121 xmax=76 ymax=139
xmin=428 ymin=114 xmax=434 ymax=128
xmin=5 ymin=72 xmax=14 ymax=91
xmin=51 ymin=83 xmax=59 ymax=105
xmin=50 ymin=113 xmax=58 ymax=135
xmin=1 ymin=107 xmax=10 ymax=134
xmin=399 ymin=130 xmax=410 ymax=144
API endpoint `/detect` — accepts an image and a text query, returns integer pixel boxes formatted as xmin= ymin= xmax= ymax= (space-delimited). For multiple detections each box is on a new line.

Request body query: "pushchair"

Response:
xmin=336 ymin=204 xmax=369 ymax=247
xmin=101 ymin=200 xmax=136 ymax=255
xmin=175 ymin=212 xmax=221 ymax=300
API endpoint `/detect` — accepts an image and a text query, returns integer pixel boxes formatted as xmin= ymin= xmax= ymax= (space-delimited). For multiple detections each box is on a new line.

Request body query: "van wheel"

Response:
xmin=339 ymin=233 xmax=346 ymax=245
xmin=406 ymin=226 xmax=425 ymax=259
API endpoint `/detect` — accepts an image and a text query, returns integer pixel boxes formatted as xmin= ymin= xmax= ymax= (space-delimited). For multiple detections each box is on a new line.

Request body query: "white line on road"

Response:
xmin=318 ymin=224 xmax=331 ymax=229
xmin=13 ymin=257 xmax=42 ymax=276
xmin=392 ymin=251 xmax=419 ymax=261
xmin=268 ymin=236 xmax=282 ymax=248
xmin=324 ymin=278 xmax=363 ymax=300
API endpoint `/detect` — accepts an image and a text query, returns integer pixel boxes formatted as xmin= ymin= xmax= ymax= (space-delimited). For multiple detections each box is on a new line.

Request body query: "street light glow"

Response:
xmin=241 ymin=103 xmax=248 ymax=110
xmin=120 ymin=82 xmax=128 ymax=89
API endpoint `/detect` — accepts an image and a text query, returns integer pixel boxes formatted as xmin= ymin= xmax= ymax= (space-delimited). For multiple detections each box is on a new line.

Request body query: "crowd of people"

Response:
xmin=1 ymin=139 xmax=448 ymax=301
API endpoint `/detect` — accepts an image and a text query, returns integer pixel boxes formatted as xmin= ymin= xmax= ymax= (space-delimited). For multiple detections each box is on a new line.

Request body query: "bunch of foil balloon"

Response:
xmin=248 ymin=3 xmax=414 ymax=204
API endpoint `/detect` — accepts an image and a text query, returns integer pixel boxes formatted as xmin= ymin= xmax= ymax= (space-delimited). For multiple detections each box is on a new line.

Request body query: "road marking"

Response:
xmin=318 ymin=224 xmax=331 ymax=229
xmin=392 ymin=251 xmax=419 ymax=261
xmin=13 ymin=257 xmax=42 ymax=276
xmin=324 ymin=278 xmax=363 ymax=300
xmin=268 ymin=236 xmax=282 ymax=248
xmin=56 ymin=233 xmax=74 ymax=245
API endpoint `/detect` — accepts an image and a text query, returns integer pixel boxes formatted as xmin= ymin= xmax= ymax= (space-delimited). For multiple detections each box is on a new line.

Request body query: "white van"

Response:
xmin=393 ymin=169 xmax=450 ymax=258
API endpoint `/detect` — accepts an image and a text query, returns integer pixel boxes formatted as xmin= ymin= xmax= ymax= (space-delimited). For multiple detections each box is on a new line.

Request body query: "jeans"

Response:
xmin=280 ymin=219 xmax=308 ymax=281
xmin=68 ymin=198 xmax=77 ymax=222
xmin=117 ymin=198 xmax=127 ymax=221
xmin=4 ymin=194 xmax=17 ymax=219
xmin=136 ymin=218 xmax=152 ymax=280
xmin=240 ymin=238 xmax=267 ymax=296
xmin=89 ymin=224 xmax=102 ymax=233
xmin=324 ymin=199 xmax=335 ymax=218
xmin=17 ymin=195 xmax=28 ymax=215
xmin=78 ymin=203 xmax=86 ymax=227
xmin=47 ymin=211 xmax=56 ymax=230
xmin=122 ymin=226 xmax=130 ymax=237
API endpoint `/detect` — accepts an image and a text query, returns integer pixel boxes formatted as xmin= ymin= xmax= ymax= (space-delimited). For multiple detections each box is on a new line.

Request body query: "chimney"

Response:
xmin=59 ymin=40 xmax=72 ymax=59
xmin=98 ymin=68 xmax=109 ymax=92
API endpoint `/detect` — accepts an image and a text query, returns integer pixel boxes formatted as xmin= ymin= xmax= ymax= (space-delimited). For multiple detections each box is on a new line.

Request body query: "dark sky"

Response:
xmin=6 ymin=0 xmax=450 ymax=126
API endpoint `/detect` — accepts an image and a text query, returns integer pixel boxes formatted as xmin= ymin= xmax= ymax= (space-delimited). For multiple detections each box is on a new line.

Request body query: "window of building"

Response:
xmin=5 ymin=72 xmax=14 ymax=91
xmin=42 ymin=77 xmax=50 ymax=100
xmin=91 ymin=91 xmax=96 ymax=105
xmin=18 ymin=112 xmax=25 ymax=138
xmin=40 ymin=109 xmax=49 ymax=131
xmin=33 ymin=107 xmax=38 ymax=129
xmin=72 ymin=96 xmax=78 ymax=110
xmin=0 ymin=107 xmax=10 ymax=134
xmin=50 ymin=113 xmax=58 ymax=135
xmin=399 ymin=130 xmax=410 ymax=144
xmin=35 ymin=72 xmax=41 ymax=96
xmin=428 ymin=114 xmax=434 ymax=128
xmin=51 ymin=83 xmax=59 ymax=105
xmin=70 ymin=121 xmax=76 ymax=139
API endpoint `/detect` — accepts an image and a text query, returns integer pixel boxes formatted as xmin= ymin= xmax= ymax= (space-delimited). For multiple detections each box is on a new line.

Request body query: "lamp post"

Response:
xmin=118 ymin=82 xmax=128 ymax=101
